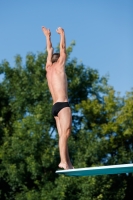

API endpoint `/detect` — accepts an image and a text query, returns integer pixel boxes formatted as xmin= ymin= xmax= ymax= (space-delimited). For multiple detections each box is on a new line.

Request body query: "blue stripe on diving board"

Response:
xmin=56 ymin=164 xmax=133 ymax=176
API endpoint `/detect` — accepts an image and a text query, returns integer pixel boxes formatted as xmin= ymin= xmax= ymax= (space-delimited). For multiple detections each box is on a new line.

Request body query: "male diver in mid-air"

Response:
xmin=42 ymin=26 xmax=73 ymax=170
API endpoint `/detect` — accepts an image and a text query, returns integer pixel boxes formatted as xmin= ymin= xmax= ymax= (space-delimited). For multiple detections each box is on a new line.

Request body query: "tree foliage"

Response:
xmin=0 ymin=43 xmax=133 ymax=200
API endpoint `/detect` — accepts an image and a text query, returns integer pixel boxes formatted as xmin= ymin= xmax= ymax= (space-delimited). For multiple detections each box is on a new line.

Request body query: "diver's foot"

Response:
xmin=58 ymin=162 xmax=74 ymax=170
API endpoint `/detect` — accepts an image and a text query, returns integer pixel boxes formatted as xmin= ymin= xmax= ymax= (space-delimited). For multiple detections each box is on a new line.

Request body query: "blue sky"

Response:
xmin=0 ymin=0 xmax=133 ymax=96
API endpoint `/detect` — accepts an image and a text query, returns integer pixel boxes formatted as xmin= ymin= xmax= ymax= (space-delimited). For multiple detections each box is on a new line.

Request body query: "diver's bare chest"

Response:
xmin=46 ymin=66 xmax=63 ymax=79
xmin=46 ymin=68 xmax=56 ymax=79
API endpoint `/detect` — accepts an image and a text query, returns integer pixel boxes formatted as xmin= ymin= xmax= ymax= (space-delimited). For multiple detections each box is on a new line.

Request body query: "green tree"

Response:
xmin=72 ymin=89 xmax=133 ymax=200
xmin=0 ymin=43 xmax=133 ymax=200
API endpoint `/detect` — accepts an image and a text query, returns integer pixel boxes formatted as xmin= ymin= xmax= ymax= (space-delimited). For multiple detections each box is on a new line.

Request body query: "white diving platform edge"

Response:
xmin=56 ymin=164 xmax=133 ymax=176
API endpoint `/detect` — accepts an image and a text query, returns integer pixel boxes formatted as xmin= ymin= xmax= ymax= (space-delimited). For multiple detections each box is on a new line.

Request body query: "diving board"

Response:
xmin=56 ymin=164 xmax=133 ymax=176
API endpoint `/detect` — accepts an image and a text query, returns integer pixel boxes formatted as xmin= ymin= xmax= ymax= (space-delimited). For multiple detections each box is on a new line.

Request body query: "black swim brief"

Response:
xmin=52 ymin=102 xmax=70 ymax=117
